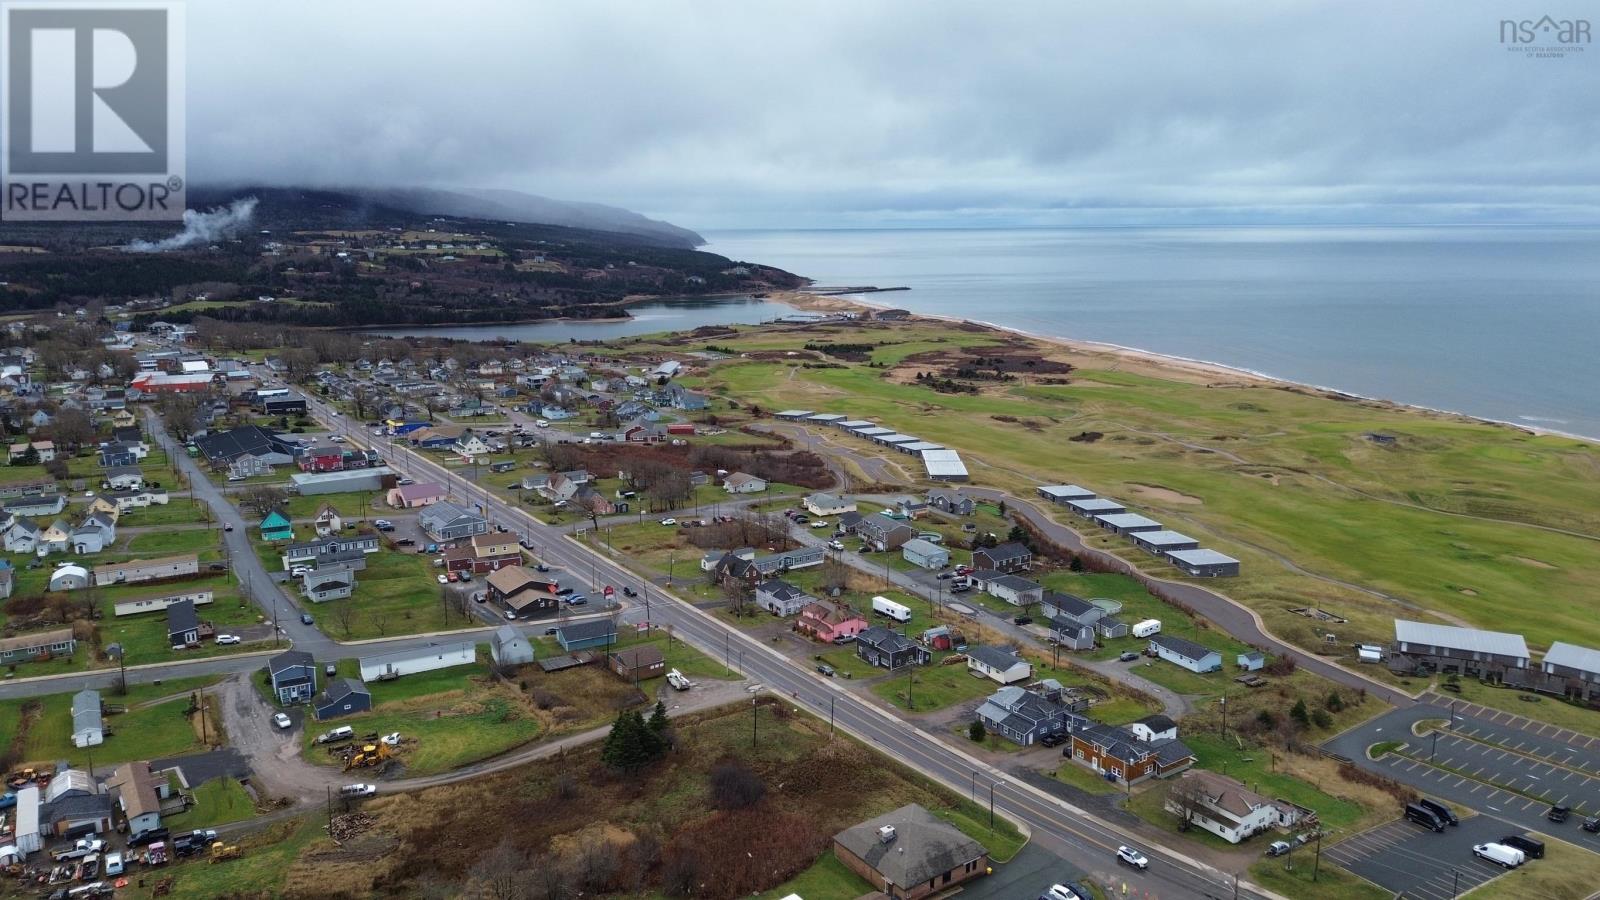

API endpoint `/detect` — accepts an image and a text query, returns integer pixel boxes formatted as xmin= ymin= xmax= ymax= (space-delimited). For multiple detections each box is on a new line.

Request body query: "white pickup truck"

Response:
xmin=666 ymin=669 xmax=691 ymax=691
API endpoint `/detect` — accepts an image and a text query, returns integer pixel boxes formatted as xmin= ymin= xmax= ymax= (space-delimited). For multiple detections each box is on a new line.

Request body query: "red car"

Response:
xmin=446 ymin=571 xmax=459 ymax=583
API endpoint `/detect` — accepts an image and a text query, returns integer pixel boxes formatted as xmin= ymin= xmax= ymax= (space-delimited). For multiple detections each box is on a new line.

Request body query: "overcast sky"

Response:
xmin=189 ymin=1 xmax=1598 ymax=229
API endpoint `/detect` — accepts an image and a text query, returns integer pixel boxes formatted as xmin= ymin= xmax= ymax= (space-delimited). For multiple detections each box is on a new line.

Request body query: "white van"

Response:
xmin=1472 ymin=842 xmax=1525 ymax=869
xmin=1132 ymin=619 xmax=1162 ymax=638
xmin=872 ymin=595 xmax=912 ymax=623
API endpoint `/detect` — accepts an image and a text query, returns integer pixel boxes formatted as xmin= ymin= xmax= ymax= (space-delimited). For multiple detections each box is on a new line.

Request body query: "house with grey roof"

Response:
xmin=965 ymin=646 xmax=1031 ymax=685
xmin=972 ymin=541 xmax=1031 ymax=574
xmin=1149 ymin=634 xmax=1222 ymax=673
xmin=856 ymin=513 xmax=915 ymax=551
xmin=756 ymin=580 xmax=813 ymax=617
xmin=856 ymin=626 xmax=930 ymax=671
xmin=1531 ymin=641 xmax=1600 ymax=702
xmin=832 ymin=804 xmax=990 ymax=899
xmin=975 ymin=683 xmax=1089 ymax=746
xmin=983 ymin=574 xmax=1043 ymax=607
xmin=1389 ymin=619 xmax=1530 ymax=682
xmin=71 ymin=690 xmax=103 ymax=748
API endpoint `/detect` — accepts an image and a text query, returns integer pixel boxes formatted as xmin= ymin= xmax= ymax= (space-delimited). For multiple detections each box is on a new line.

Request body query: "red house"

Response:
xmin=298 ymin=445 xmax=345 ymax=473
xmin=666 ymin=423 xmax=695 ymax=435
xmin=796 ymin=600 xmax=868 ymax=643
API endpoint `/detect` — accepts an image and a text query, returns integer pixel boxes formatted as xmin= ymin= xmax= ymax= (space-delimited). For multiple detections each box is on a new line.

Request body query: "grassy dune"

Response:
xmin=651 ymin=319 xmax=1600 ymax=659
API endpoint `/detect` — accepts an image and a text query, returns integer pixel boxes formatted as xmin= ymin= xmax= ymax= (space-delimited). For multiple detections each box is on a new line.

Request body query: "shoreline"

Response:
xmin=788 ymin=289 xmax=1600 ymax=446
xmin=354 ymin=291 xmax=798 ymax=332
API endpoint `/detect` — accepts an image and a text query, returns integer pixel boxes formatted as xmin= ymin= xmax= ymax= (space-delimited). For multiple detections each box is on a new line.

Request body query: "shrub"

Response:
xmin=968 ymin=720 xmax=987 ymax=742
xmin=709 ymin=760 xmax=766 ymax=810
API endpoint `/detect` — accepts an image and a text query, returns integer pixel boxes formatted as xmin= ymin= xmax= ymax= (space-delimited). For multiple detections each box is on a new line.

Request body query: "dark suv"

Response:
xmin=1500 ymin=834 xmax=1545 ymax=859
xmin=1418 ymin=798 xmax=1458 ymax=826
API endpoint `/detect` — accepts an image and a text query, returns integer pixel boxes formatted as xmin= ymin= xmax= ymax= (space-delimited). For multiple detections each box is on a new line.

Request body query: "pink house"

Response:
xmin=387 ymin=481 xmax=447 ymax=509
xmin=796 ymin=600 xmax=868 ymax=643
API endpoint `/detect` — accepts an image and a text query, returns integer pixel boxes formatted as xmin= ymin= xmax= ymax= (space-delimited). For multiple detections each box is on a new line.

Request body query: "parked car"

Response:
xmin=1266 ymin=841 xmax=1292 ymax=857
xmin=436 ymin=574 xmax=448 ymax=584
xmin=1013 ymin=615 xmax=1033 ymax=626
xmin=1473 ymin=842 xmax=1525 ymax=869
xmin=272 ymin=712 xmax=292 ymax=729
xmin=1549 ymin=805 xmax=1572 ymax=824
xmin=1116 ymin=846 xmax=1148 ymax=870
xmin=659 ymin=517 xmax=677 ymax=526
xmin=1585 ymin=817 xmax=1600 ymax=834
xmin=324 ymin=663 xmax=336 ymax=675
xmin=816 ymin=663 xmax=836 ymax=677
xmin=215 ymin=634 xmax=240 ymax=645
xmin=129 ymin=828 xmax=169 ymax=848
xmin=535 ymin=563 xmax=550 ymax=572
xmin=566 ymin=595 xmax=588 ymax=606
xmin=828 ymin=540 xmax=845 ymax=551
xmin=223 ymin=523 xmax=233 ymax=532
xmin=339 ymin=783 xmax=377 ymax=798
xmin=1044 ymin=884 xmax=1081 ymax=900
xmin=810 ymin=520 xmax=829 ymax=529
xmin=1500 ymin=834 xmax=1545 ymax=859
xmin=374 ymin=520 xmax=394 ymax=531
xmin=396 ymin=538 xmax=415 ymax=547
xmin=300 ymin=612 xmax=314 ymax=625
xmin=1419 ymin=797 xmax=1458 ymax=826
xmin=1118 ymin=651 xmax=1140 ymax=662
xmin=103 ymin=853 xmax=124 ymax=877
xmin=831 ymin=633 xmax=857 ymax=645
xmin=1038 ymin=733 xmax=1063 ymax=748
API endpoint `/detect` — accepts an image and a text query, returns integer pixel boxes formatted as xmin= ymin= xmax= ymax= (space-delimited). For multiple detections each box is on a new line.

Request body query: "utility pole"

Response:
xmin=988 ymin=781 xmax=996 ymax=827
xmin=751 ymin=696 xmax=758 ymax=748
xmin=829 ymin=696 xmax=836 ymax=735
xmin=1431 ymin=727 xmax=1439 ymax=762
xmin=1313 ymin=830 xmax=1323 ymax=881
xmin=971 ymin=770 xmax=978 ymax=801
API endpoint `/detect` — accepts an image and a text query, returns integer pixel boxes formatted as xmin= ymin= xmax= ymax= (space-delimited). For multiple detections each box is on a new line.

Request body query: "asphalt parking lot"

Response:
xmin=950 ymin=844 xmax=1091 ymax=900
xmin=1321 ymin=814 xmax=1518 ymax=900
xmin=1408 ymin=731 xmax=1600 ymax=814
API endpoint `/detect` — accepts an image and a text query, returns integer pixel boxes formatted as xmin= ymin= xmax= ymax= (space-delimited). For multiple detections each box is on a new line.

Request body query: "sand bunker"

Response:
xmin=1513 ymin=556 xmax=1557 ymax=570
xmin=1128 ymin=483 xmax=1203 ymax=505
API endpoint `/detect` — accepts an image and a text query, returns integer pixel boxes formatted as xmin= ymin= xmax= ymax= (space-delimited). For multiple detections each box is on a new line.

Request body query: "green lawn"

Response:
xmin=1052 ymin=759 xmax=1122 ymax=795
xmin=1438 ymin=677 xmax=1600 ymax=737
xmin=314 ymin=549 xmax=458 ymax=640
xmin=95 ymin=575 xmax=270 ymax=664
xmin=125 ymin=527 xmax=221 ymax=556
xmin=0 ymin=676 xmax=218 ymax=767
xmin=873 ymin=655 xmax=997 ymax=712
xmin=121 ymin=815 xmax=327 ymax=900
xmin=1463 ymin=832 xmax=1600 ymax=899
xmin=165 ymin=776 xmax=256 ymax=830
xmin=1248 ymin=858 xmax=1389 ymax=900
xmin=755 ymin=851 xmax=873 ymax=900
xmin=282 ymin=491 xmax=384 ymax=521
xmin=117 ymin=498 xmax=211 ymax=526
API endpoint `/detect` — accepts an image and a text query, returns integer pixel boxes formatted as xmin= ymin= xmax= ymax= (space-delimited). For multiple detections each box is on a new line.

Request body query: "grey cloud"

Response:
xmin=185 ymin=1 xmax=1599 ymax=228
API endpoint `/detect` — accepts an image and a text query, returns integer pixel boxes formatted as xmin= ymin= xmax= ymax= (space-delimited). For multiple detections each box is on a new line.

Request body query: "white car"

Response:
xmin=659 ymin=517 xmax=677 ymax=526
xmin=536 ymin=420 xmax=549 ymax=428
xmin=103 ymin=852 xmax=124 ymax=876
xmin=1045 ymin=885 xmax=1081 ymax=900
xmin=272 ymin=712 xmax=292 ymax=729
xmin=329 ymin=435 xmax=346 ymax=443
xmin=290 ymin=565 xmax=313 ymax=577
xmin=215 ymin=634 xmax=240 ymax=645
xmin=436 ymin=574 xmax=448 ymax=584
xmin=380 ymin=732 xmax=401 ymax=746
xmin=339 ymin=783 xmax=377 ymax=798
xmin=828 ymin=540 xmax=845 ymax=551
xmin=1116 ymin=846 xmax=1149 ymax=870
xmin=810 ymin=521 xmax=829 ymax=529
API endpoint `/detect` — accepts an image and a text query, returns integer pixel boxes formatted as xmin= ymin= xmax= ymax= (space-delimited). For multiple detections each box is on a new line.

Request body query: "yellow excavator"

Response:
xmin=209 ymin=841 xmax=241 ymax=863
xmin=342 ymin=741 xmax=392 ymax=771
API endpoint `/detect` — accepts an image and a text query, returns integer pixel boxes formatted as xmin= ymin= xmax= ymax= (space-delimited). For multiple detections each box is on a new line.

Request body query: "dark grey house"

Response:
xmin=314 ymin=678 xmax=372 ymax=721
xmin=856 ymin=513 xmax=916 ymax=551
xmin=972 ymin=542 xmax=1031 ymax=574
xmin=927 ymin=489 xmax=976 ymax=516
xmin=167 ymin=599 xmax=199 ymax=647
xmin=1388 ymin=620 xmax=1530 ymax=682
xmin=975 ymin=683 xmax=1091 ymax=746
xmin=856 ymin=626 xmax=930 ymax=671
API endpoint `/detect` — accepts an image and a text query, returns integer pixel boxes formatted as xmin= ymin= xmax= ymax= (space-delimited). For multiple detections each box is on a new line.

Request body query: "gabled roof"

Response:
xmin=858 ymin=626 xmax=917 ymax=654
xmin=270 ymin=649 xmax=314 ymax=675
xmin=757 ymin=579 xmax=810 ymax=603
xmin=167 ymin=598 xmax=198 ymax=635
xmin=1150 ymin=633 xmax=1218 ymax=661
xmin=988 ymin=574 xmax=1041 ymax=592
xmin=1545 ymin=642 xmax=1600 ymax=675
xmin=486 ymin=566 xmax=539 ymax=595
xmin=966 ymin=645 xmax=1025 ymax=671
xmin=318 ymin=677 xmax=369 ymax=707
xmin=977 ymin=541 xmax=1031 ymax=562
xmin=1133 ymin=713 xmax=1177 ymax=734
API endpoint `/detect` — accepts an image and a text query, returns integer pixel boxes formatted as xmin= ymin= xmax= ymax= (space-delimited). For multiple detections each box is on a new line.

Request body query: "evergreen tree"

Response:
xmin=1290 ymin=698 xmax=1311 ymax=728
xmin=968 ymin=720 xmax=986 ymax=742
xmin=647 ymin=700 xmax=669 ymax=736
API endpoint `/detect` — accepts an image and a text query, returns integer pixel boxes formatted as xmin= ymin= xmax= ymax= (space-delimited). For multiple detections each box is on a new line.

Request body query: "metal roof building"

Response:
xmin=1394 ymin=620 xmax=1529 ymax=663
xmin=1544 ymin=642 xmax=1600 ymax=677
xmin=920 ymin=448 xmax=969 ymax=482
xmin=1038 ymin=484 xmax=1096 ymax=502
xmin=1094 ymin=512 xmax=1164 ymax=535
xmin=806 ymin=413 xmax=847 ymax=424
xmin=1166 ymin=548 xmax=1240 ymax=577
xmin=773 ymin=410 xmax=814 ymax=420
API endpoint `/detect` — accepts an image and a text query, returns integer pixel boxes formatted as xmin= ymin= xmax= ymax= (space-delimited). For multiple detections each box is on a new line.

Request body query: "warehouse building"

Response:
xmin=1094 ymin=512 xmax=1164 ymax=535
xmin=1037 ymin=484 xmax=1096 ymax=504
xmin=920 ymin=448 xmax=969 ymax=482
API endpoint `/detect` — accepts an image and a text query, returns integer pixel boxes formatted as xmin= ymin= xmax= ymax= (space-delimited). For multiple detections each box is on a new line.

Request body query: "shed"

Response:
xmin=13 ymin=785 xmax=40 ymax=854
xmin=1237 ymin=651 xmax=1266 ymax=671
xmin=609 ymin=644 xmax=666 ymax=681
xmin=490 ymin=625 xmax=535 ymax=667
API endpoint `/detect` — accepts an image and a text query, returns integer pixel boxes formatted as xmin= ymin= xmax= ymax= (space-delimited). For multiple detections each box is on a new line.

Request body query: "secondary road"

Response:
xmin=300 ymin=392 xmax=1278 ymax=899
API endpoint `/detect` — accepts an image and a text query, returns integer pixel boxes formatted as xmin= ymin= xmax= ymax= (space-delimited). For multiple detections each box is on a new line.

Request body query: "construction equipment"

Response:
xmin=208 ymin=841 xmax=241 ymax=863
xmin=342 ymin=741 xmax=392 ymax=771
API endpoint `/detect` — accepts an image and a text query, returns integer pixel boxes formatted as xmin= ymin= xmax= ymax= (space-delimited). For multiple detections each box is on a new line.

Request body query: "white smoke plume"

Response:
xmin=125 ymin=197 xmax=260 ymax=252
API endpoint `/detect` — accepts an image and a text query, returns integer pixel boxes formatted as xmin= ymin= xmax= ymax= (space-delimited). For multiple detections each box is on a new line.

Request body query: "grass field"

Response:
xmin=125 ymin=527 xmax=221 ymax=556
xmin=1248 ymin=858 xmax=1389 ymax=900
xmin=0 ymin=676 xmax=219 ymax=767
xmin=666 ymin=319 xmax=1600 ymax=662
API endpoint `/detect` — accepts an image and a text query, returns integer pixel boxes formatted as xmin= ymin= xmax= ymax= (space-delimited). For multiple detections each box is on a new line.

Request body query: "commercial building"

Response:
xmin=833 ymin=804 xmax=989 ymax=900
xmin=290 ymin=466 xmax=393 ymax=495
xmin=1130 ymin=530 xmax=1201 ymax=556
xmin=1066 ymin=497 xmax=1126 ymax=519
xmin=1094 ymin=513 xmax=1164 ymax=535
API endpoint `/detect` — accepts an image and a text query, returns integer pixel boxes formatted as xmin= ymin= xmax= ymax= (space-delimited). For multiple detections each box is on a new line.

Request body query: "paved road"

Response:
xmin=300 ymin=393 xmax=1278 ymax=899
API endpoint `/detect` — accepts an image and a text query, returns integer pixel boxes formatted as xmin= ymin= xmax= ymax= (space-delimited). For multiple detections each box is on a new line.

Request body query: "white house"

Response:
xmin=802 ymin=493 xmax=856 ymax=516
xmin=723 ymin=472 xmax=768 ymax=494
xmin=71 ymin=689 xmax=103 ymax=748
xmin=1149 ymin=635 xmax=1222 ymax=674
xmin=454 ymin=434 xmax=490 ymax=458
xmin=1126 ymin=714 xmax=1179 ymax=743
xmin=965 ymin=646 xmax=1033 ymax=685
xmin=1164 ymin=769 xmax=1305 ymax=844
xmin=359 ymin=641 xmax=475 ymax=681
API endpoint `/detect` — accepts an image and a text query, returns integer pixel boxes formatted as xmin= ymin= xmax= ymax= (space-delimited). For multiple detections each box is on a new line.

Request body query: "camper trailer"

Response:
xmin=871 ymin=595 xmax=912 ymax=623
xmin=1131 ymin=619 xmax=1163 ymax=638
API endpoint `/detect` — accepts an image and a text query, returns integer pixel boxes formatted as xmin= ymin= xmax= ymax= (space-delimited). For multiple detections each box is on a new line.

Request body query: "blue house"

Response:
xmin=260 ymin=510 xmax=294 ymax=542
xmin=314 ymin=678 xmax=372 ymax=721
xmin=269 ymin=650 xmax=317 ymax=704
xmin=556 ymin=619 xmax=619 ymax=652
xmin=98 ymin=445 xmax=138 ymax=468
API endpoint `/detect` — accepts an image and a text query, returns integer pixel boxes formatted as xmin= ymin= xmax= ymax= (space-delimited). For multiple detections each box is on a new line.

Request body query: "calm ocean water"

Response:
xmin=705 ymin=227 xmax=1600 ymax=439
xmin=374 ymin=295 xmax=797 ymax=344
